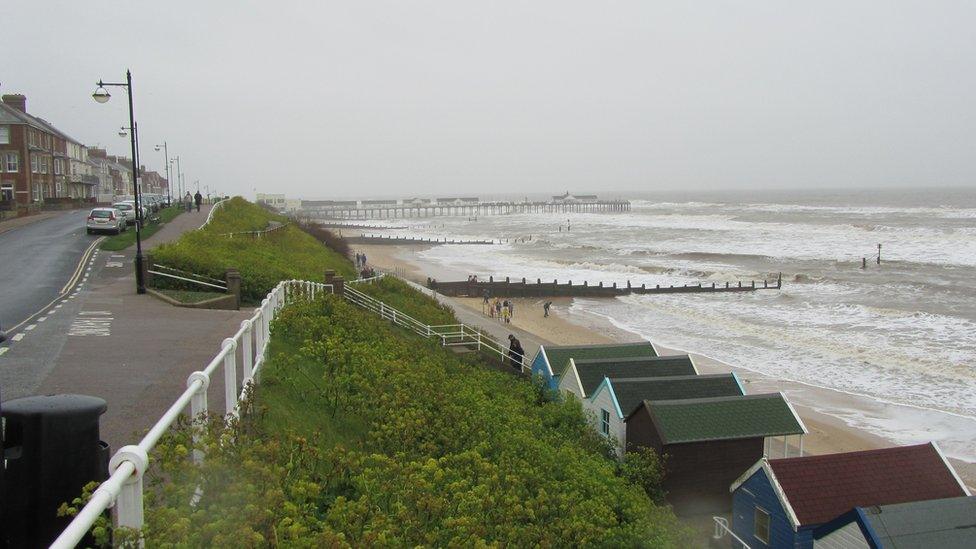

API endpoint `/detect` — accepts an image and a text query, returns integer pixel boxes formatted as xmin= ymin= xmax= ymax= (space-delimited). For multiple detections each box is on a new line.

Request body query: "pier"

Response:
xmin=300 ymin=197 xmax=630 ymax=219
xmin=429 ymin=274 xmax=783 ymax=298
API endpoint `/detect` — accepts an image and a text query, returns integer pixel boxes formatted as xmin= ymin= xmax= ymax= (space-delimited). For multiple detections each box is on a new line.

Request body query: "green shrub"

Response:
xmin=150 ymin=198 xmax=355 ymax=302
xmin=133 ymin=290 xmax=689 ymax=547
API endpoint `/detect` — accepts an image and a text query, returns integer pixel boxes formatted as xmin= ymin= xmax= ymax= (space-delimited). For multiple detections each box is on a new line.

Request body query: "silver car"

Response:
xmin=86 ymin=207 xmax=127 ymax=235
xmin=112 ymin=202 xmax=139 ymax=225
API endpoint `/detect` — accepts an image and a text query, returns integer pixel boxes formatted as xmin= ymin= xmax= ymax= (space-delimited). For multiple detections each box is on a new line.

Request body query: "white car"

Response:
xmin=86 ymin=207 xmax=127 ymax=235
xmin=112 ymin=201 xmax=142 ymax=225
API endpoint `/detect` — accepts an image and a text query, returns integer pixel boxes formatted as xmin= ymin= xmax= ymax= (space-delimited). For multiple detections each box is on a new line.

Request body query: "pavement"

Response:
xmin=0 ymin=205 xmax=253 ymax=449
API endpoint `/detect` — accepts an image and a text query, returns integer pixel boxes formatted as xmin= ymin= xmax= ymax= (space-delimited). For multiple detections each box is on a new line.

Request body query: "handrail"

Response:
xmin=342 ymin=281 xmax=527 ymax=368
xmin=151 ymin=263 xmax=226 ymax=285
xmin=201 ymin=198 xmax=229 ymax=228
xmin=147 ymin=270 xmax=229 ymax=291
xmin=51 ymin=278 xmax=333 ymax=549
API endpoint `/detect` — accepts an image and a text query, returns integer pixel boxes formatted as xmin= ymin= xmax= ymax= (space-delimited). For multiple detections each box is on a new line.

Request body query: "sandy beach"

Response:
xmin=354 ymin=241 xmax=976 ymax=488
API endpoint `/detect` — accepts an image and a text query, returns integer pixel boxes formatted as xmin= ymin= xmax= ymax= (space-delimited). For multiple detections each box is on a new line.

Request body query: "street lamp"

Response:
xmin=155 ymin=141 xmax=171 ymax=206
xmin=92 ymin=70 xmax=146 ymax=294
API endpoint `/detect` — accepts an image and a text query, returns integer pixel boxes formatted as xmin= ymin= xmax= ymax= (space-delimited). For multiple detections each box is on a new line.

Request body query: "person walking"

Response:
xmin=194 ymin=190 xmax=203 ymax=212
xmin=502 ymin=306 xmax=511 ymax=324
xmin=184 ymin=191 xmax=192 ymax=213
xmin=508 ymin=334 xmax=524 ymax=372
xmin=543 ymin=301 xmax=552 ymax=318
xmin=507 ymin=300 xmax=514 ymax=319
xmin=482 ymin=289 xmax=491 ymax=315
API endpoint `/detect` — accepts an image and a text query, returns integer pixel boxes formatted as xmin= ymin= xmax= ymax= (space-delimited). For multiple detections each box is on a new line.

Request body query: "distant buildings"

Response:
xmin=0 ymin=93 xmax=167 ymax=211
xmin=552 ymin=191 xmax=598 ymax=203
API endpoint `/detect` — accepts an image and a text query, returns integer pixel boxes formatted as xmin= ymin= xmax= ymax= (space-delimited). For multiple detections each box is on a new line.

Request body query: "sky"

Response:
xmin=3 ymin=1 xmax=975 ymax=199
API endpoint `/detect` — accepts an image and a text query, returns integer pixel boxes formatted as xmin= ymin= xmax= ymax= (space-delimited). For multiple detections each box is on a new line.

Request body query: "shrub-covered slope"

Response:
xmin=151 ymin=197 xmax=355 ymax=302
xmin=144 ymin=287 xmax=688 ymax=546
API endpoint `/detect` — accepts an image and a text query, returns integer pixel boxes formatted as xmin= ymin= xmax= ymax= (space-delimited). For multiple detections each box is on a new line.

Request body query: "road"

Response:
xmin=0 ymin=210 xmax=100 ymax=331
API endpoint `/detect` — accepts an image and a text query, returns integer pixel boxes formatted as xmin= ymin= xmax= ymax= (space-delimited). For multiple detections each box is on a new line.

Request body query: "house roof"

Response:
xmin=814 ymin=496 xmax=976 ymax=548
xmin=766 ymin=443 xmax=970 ymax=527
xmin=616 ymin=374 xmax=744 ymax=419
xmin=542 ymin=342 xmax=658 ymax=377
xmin=645 ymin=393 xmax=805 ymax=445
xmin=573 ymin=355 xmax=695 ymax=395
xmin=0 ymin=102 xmax=81 ymax=144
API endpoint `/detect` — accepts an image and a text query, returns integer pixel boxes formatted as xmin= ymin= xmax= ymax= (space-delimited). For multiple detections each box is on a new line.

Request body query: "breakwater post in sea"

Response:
xmin=429 ymin=273 xmax=783 ymax=298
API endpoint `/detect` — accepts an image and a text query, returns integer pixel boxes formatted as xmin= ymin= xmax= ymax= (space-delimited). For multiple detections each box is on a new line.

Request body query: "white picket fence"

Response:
xmin=51 ymin=279 xmax=332 ymax=549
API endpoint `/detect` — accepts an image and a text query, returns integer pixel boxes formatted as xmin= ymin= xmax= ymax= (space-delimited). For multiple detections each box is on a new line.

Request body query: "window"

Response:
xmin=600 ymin=409 xmax=610 ymax=436
xmin=3 ymin=152 xmax=17 ymax=173
xmin=1 ymin=184 xmax=13 ymax=201
xmin=754 ymin=507 xmax=770 ymax=545
xmin=0 ymin=126 xmax=9 ymax=144
xmin=31 ymin=154 xmax=39 ymax=173
xmin=42 ymin=157 xmax=49 ymax=174
xmin=54 ymin=158 xmax=63 ymax=175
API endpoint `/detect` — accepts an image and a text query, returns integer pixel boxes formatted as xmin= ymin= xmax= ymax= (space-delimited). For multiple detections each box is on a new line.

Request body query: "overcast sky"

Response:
xmin=3 ymin=1 xmax=975 ymax=199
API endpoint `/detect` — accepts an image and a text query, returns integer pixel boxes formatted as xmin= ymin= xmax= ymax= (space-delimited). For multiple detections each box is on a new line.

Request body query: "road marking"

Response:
xmin=0 ymin=347 xmax=7 ymax=357
xmin=12 ymin=333 xmax=25 ymax=341
xmin=37 ymin=316 xmax=47 ymax=322
xmin=68 ymin=311 xmax=113 ymax=337
xmin=7 ymin=236 xmax=105 ymax=334
xmin=25 ymin=324 xmax=36 ymax=331
xmin=55 ymin=304 xmax=63 ymax=309
xmin=106 ymin=262 xmax=124 ymax=268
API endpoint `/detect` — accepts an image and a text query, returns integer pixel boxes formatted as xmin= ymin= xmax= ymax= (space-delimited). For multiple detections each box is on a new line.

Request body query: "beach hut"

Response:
xmin=583 ymin=373 xmax=744 ymax=456
xmin=627 ymin=393 xmax=806 ymax=515
xmin=728 ymin=443 xmax=970 ymax=549
xmin=812 ymin=496 xmax=976 ymax=549
xmin=557 ymin=355 xmax=697 ymax=400
xmin=529 ymin=342 xmax=659 ymax=389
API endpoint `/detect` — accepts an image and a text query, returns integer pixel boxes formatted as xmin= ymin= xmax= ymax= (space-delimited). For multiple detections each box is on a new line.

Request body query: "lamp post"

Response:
xmin=155 ymin=141 xmax=171 ymax=206
xmin=174 ymin=155 xmax=182 ymax=200
xmin=93 ymin=70 xmax=146 ymax=294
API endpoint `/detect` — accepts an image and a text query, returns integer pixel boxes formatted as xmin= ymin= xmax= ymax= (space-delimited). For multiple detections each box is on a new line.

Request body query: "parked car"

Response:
xmin=86 ymin=207 xmax=127 ymax=235
xmin=0 ymin=321 xmax=6 ymax=343
xmin=112 ymin=202 xmax=138 ymax=225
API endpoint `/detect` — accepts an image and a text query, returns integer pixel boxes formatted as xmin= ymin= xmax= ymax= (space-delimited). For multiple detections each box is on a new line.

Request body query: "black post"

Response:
xmin=126 ymin=71 xmax=146 ymax=294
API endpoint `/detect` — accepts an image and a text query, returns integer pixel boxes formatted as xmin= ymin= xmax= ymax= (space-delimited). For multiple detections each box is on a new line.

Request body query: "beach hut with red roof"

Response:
xmin=727 ymin=443 xmax=970 ymax=549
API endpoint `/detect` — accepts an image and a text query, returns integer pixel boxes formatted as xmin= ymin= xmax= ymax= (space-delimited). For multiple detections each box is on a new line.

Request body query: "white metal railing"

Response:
xmin=713 ymin=516 xmax=751 ymax=549
xmin=51 ymin=279 xmax=332 ymax=549
xmin=343 ymin=284 xmax=527 ymax=370
xmin=147 ymin=269 xmax=229 ymax=291
xmin=200 ymin=198 xmax=229 ymax=228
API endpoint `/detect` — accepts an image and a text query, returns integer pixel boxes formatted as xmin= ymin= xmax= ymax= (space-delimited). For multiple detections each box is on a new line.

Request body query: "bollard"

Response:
xmin=1 ymin=395 xmax=109 ymax=547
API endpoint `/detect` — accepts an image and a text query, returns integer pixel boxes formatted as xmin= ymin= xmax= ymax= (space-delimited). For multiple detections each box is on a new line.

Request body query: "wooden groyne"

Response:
xmin=346 ymin=234 xmax=495 ymax=245
xmin=430 ymin=274 xmax=783 ymax=298
xmin=319 ymin=222 xmax=408 ymax=230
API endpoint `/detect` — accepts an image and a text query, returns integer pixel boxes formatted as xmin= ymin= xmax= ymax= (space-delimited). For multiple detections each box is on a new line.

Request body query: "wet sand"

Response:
xmin=353 ymin=241 xmax=976 ymax=488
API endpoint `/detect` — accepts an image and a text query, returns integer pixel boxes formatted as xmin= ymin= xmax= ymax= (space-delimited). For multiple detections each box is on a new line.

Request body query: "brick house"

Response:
xmin=0 ymin=94 xmax=91 ymax=205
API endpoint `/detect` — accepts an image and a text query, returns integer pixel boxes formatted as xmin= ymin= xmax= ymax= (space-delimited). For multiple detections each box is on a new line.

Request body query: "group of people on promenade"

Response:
xmin=181 ymin=191 xmax=203 ymax=213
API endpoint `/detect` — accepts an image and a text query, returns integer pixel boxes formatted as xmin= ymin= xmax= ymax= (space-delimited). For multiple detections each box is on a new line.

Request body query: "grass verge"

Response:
xmin=100 ymin=206 xmax=183 ymax=251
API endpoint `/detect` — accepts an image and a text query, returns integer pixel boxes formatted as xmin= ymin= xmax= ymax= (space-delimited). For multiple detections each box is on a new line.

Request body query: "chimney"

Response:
xmin=2 ymin=94 xmax=27 ymax=113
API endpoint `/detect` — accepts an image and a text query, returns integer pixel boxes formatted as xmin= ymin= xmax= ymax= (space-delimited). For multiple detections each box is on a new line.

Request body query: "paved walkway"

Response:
xmin=1 ymin=203 xmax=252 ymax=449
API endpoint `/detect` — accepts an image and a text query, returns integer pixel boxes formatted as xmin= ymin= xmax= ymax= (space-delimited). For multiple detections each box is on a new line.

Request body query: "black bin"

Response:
xmin=1 ymin=394 xmax=109 ymax=548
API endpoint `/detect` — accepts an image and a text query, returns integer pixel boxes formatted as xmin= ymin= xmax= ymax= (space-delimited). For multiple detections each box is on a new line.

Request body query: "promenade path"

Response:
xmin=2 ymin=205 xmax=252 ymax=450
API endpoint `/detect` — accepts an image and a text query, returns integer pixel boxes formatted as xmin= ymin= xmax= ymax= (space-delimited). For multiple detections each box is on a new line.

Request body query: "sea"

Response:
xmin=352 ymin=187 xmax=976 ymax=461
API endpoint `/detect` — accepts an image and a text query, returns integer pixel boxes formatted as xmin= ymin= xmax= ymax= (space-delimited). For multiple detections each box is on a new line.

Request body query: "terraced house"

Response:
xmin=0 ymin=93 xmax=94 ymax=208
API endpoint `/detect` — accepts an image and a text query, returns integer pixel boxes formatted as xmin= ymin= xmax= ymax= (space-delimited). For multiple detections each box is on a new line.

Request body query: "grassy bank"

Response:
xmin=100 ymin=206 xmax=183 ymax=251
xmin=151 ymin=197 xmax=355 ymax=302
xmin=132 ymin=283 xmax=688 ymax=547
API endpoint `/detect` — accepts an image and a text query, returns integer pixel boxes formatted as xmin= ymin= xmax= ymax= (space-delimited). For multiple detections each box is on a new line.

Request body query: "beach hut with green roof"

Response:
xmin=626 ymin=393 xmax=807 ymax=514
xmin=529 ymin=341 xmax=659 ymax=389
xmin=557 ymin=355 xmax=698 ymax=401
xmin=583 ymin=373 xmax=744 ymax=456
